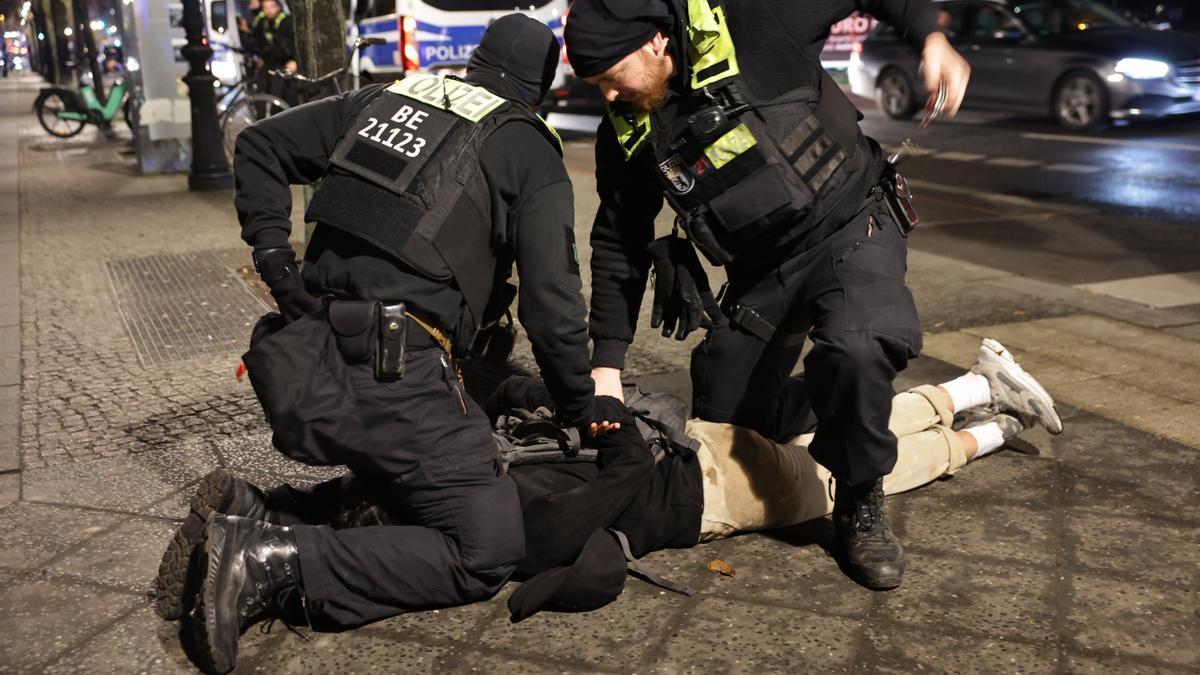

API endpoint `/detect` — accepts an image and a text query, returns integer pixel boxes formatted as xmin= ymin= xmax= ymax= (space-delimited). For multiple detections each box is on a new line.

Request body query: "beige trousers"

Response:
xmin=692 ymin=385 xmax=969 ymax=541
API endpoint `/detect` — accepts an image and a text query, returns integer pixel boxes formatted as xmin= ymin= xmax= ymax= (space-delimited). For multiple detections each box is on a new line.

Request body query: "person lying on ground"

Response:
xmin=154 ymin=337 xmax=1060 ymax=641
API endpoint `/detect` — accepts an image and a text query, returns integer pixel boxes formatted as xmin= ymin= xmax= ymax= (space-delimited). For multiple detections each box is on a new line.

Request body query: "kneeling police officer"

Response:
xmin=154 ymin=16 xmax=620 ymax=674
xmin=564 ymin=0 xmax=970 ymax=590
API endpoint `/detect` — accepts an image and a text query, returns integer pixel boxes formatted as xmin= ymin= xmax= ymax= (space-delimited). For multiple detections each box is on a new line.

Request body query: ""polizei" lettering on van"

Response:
xmin=421 ymin=43 xmax=476 ymax=64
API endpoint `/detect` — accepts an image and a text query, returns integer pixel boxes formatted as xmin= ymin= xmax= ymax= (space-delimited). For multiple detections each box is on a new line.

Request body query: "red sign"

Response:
xmin=821 ymin=12 xmax=878 ymax=58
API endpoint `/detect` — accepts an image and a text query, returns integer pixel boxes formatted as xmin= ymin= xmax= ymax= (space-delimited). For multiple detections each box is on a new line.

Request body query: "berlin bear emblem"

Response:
xmin=658 ymin=154 xmax=695 ymax=195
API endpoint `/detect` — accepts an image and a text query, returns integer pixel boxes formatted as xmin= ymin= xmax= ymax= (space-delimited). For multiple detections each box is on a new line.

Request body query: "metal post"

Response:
xmin=180 ymin=0 xmax=233 ymax=191
xmin=70 ymin=0 xmax=106 ymax=105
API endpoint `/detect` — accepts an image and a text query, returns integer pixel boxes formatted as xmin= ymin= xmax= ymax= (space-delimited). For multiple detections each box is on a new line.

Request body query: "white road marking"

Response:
xmin=1076 ymin=271 xmax=1200 ymax=309
xmin=934 ymin=151 xmax=987 ymax=161
xmin=985 ymin=157 xmax=1042 ymax=168
xmin=1044 ymin=163 xmax=1103 ymax=174
xmin=906 ymin=177 xmax=1096 ymax=213
xmin=1022 ymin=132 xmax=1200 ymax=153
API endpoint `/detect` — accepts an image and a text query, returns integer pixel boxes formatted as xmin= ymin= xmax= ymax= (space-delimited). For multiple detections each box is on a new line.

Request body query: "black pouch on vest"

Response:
xmin=328 ymin=300 xmax=378 ymax=365
xmin=377 ymin=302 xmax=407 ymax=381
xmin=482 ymin=313 xmax=516 ymax=367
xmin=882 ymin=169 xmax=920 ymax=236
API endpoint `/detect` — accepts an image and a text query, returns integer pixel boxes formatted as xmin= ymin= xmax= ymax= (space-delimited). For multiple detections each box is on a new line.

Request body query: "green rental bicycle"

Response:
xmin=34 ymin=76 xmax=133 ymax=139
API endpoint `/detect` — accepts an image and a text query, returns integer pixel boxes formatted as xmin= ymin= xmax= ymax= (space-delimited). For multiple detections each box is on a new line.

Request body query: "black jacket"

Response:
xmin=588 ymin=0 xmax=941 ymax=369
xmin=487 ymin=377 xmax=703 ymax=577
xmin=233 ymin=83 xmax=596 ymax=425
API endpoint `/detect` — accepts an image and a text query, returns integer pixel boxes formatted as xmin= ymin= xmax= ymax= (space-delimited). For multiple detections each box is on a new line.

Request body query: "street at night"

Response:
xmin=0 ymin=0 xmax=1198 ymax=672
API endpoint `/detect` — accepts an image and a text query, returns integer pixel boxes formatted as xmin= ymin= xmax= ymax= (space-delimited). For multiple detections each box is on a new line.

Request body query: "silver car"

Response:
xmin=848 ymin=0 xmax=1200 ymax=130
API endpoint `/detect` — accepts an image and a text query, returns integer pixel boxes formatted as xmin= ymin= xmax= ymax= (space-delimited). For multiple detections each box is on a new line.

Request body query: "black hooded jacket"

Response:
xmin=233 ymin=15 xmax=596 ymax=425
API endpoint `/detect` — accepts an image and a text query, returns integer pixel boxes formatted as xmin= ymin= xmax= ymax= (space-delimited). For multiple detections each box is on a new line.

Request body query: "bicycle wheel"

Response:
xmin=36 ymin=92 xmax=87 ymax=138
xmin=221 ymin=93 xmax=290 ymax=159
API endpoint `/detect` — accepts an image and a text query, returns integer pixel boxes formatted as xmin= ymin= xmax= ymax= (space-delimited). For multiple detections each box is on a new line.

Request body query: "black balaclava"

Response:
xmin=564 ymin=0 xmax=675 ymax=78
xmin=465 ymin=13 xmax=561 ymax=107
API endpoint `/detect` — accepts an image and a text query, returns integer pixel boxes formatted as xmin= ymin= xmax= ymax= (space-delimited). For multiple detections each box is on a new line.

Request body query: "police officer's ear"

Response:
xmin=642 ymin=31 xmax=670 ymax=60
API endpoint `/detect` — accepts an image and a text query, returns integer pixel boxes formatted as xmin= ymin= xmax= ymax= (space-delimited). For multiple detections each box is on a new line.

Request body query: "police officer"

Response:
xmin=247 ymin=0 xmax=297 ymax=105
xmin=564 ymin=0 xmax=970 ymax=590
xmin=153 ymin=16 xmax=624 ymax=674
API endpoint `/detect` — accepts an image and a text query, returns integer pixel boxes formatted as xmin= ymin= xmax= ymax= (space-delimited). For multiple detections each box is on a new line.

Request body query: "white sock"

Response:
xmin=965 ymin=422 xmax=1006 ymax=459
xmin=939 ymin=373 xmax=991 ymax=413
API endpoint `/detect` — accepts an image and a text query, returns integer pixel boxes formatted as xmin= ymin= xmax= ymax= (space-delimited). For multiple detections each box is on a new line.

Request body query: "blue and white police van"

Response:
xmin=204 ymin=0 xmax=569 ymax=85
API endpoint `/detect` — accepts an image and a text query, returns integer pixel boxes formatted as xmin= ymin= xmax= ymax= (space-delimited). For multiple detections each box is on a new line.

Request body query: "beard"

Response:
xmin=626 ymin=51 xmax=671 ymax=114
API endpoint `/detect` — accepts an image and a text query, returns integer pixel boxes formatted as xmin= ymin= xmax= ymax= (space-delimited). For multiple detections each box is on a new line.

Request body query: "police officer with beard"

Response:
xmin=152 ymin=16 xmax=626 ymax=674
xmin=564 ymin=0 xmax=970 ymax=590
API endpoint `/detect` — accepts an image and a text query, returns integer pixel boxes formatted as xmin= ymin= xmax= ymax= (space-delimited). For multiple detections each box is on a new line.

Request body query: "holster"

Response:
xmin=376 ymin=302 xmax=407 ymax=381
xmin=879 ymin=164 xmax=919 ymax=236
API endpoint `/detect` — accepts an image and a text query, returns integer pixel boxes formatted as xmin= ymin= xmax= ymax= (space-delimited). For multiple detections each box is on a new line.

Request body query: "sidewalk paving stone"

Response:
xmin=43 ymin=608 xmax=196 ymax=675
xmin=0 ymin=502 xmax=124 ymax=572
xmin=48 ymin=515 xmax=178 ymax=591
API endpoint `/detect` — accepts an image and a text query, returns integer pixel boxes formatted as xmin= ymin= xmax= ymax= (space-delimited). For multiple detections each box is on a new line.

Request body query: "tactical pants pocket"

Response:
xmin=831 ymin=212 xmax=923 ymax=357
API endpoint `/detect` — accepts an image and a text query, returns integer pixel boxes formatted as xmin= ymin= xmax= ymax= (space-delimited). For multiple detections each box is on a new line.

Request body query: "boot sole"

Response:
xmin=154 ymin=469 xmax=236 ymax=621
xmin=191 ymin=514 xmax=238 ymax=675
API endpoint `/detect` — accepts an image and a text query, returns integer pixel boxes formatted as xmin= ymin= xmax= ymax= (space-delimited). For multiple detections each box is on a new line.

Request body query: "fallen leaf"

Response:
xmin=707 ymin=559 xmax=736 ymax=577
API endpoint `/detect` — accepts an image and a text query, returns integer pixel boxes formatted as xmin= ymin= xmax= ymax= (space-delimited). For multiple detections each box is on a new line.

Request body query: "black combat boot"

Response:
xmin=832 ymin=478 xmax=906 ymax=590
xmin=155 ymin=469 xmax=274 ymax=620
xmin=190 ymin=514 xmax=305 ymax=675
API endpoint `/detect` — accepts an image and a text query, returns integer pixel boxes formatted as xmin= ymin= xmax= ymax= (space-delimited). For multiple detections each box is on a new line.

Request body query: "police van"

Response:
xmin=203 ymin=0 xmax=569 ymax=84
xmin=349 ymin=0 xmax=568 ymax=86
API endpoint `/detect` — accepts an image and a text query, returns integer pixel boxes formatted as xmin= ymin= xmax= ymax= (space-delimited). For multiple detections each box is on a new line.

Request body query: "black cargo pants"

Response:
xmin=691 ymin=194 xmax=923 ymax=486
xmin=263 ymin=347 xmax=524 ymax=627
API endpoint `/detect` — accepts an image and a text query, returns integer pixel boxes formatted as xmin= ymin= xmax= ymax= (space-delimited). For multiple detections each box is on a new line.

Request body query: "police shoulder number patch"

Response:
xmin=387 ymin=74 xmax=506 ymax=122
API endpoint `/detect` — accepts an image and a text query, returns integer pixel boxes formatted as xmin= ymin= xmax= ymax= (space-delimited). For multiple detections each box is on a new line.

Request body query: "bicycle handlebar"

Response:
xmin=269 ymin=36 xmax=385 ymax=85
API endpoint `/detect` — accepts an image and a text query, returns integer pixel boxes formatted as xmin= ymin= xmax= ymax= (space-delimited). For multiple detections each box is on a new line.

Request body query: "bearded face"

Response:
xmin=586 ymin=39 xmax=675 ymax=115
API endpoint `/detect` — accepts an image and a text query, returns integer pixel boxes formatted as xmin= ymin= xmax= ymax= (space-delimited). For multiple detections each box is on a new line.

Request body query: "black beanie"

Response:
xmin=466 ymin=13 xmax=561 ymax=106
xmin=564 ymin=0 xmax=675 ymax=78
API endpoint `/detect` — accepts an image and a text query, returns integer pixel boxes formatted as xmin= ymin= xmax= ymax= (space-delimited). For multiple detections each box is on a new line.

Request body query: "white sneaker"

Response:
xmin=969 ymin=338 xmax=1063 ymax=435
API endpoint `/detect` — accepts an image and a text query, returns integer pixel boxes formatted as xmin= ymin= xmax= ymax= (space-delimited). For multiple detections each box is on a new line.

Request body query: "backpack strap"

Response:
xmin=609 ymin=529 xmax=694 ymax=596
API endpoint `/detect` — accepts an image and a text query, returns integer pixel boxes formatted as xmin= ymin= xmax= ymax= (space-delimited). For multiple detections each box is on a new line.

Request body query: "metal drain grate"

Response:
xmin=107 ymin=250 xmax=271 ymax=366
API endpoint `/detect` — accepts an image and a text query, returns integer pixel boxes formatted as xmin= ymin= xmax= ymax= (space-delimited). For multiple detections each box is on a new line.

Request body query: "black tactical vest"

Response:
xmin=306 ymin=75 xmax=562 ymax=347
xmin=608 ymin=0 xmax=866 ymax=265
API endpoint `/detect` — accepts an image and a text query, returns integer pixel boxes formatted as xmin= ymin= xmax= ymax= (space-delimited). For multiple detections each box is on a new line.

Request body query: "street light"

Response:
xmin=179 ymin=0 xmax=233 ymax=191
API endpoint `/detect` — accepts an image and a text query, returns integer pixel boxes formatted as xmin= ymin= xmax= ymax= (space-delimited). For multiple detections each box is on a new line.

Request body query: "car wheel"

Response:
xmin=876 ymin=68 xmax=919 ymax=120
xmin=1053 ymin=71 xmax=1109 ymax=132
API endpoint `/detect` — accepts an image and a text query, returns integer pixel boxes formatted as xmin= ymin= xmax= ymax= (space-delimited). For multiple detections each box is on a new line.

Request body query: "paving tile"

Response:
xmin=0 ymin=502 xmax=123 ymax=571
xmin=699 ymin=531 xmax=873 ymax=618
xmin=902 ymin=471 xmax=1057 ymax=567
xmin=1062 ymin=650 xmax=1193 ymax=674
xmin=1121 ymin=403 xmax=1200 ymax=449
xmin=0 ymin=573 xmax=142 ymax=671
xmin=239 ymin=631 xmax=450 ymax=673
xmin=448 ymin=650 xmax=615 ymax=674
xmin=650 ymin=596 xmax=861 ymax=671
xmin=359 ymin=588 xmax=503 ymax=645
xmin=477 ymin=578 xmax=687 ymax=668
xmin=0 ymin=324 xmax=18 ymax=387
xmin=1067 ymin=510 xmax=1199 ymax=586
xmin=1053 ymin=376 xmax=1187 ymax=423
xmin=44 ymin=607 xmax=195 ymax=675
xmin=874 ymin=553 xmax=1056 ymax=644
xmin=918 ymin=330 xmax=984 ymax=369
xmin=0 ymin=472 xmax=19 ymax=506
xmin=1041 ymin=315 xmax=1200 ymax=365
xmin=961 ymin=320 xmax=1089 ymax=352
xmin=1067 ymin=573 xmax=1199 ymax=667
xmin=49 ymin=516 xmax=176 ymax=591
xmin=22 ymin=445 xmax=221 ymax=514
xmin=866 ymin=628 xmax=1060 ymax=673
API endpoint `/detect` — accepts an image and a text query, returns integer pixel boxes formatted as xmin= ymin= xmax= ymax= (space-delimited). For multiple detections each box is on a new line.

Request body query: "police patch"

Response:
xmin=658 ymin=154 xmax=695 ymax=195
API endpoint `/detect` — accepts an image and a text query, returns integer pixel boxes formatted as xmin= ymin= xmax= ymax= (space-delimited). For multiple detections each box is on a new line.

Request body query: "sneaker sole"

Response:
xmin=981 ymin=342 xmax=1064 ymax=435
xmin=192 ymin=515 xmax=238 ymax=675
xmin=154 ymin=470 xmax=236 ymax=621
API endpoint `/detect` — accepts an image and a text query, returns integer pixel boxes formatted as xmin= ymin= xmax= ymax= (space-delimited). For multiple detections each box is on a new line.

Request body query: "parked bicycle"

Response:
xmin=218 ymin=45 xmax=291 ymax=160
xmin=34 ymin=73 xmax=133 ymax=139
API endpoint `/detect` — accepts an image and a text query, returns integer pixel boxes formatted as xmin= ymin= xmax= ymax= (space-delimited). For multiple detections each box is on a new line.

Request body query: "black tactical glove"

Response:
xmin=592 ymin=394 xmax=635 ymax=427
xmin=646 ymin=235 xmax=724 ymax=340
xmin=253 ymin=248 xmax=322 ymax=322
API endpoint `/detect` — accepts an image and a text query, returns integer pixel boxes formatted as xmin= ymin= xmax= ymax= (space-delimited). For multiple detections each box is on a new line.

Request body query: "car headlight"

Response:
xmin=1114 ymin=58 xmax=1170 ymax=79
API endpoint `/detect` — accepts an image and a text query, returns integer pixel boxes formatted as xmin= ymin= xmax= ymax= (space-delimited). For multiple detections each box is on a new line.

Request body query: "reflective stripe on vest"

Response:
xmin=606 ymin=0 xmax=739 ymax=160
xmin=686 ymin=0 xmax=739 ymax=89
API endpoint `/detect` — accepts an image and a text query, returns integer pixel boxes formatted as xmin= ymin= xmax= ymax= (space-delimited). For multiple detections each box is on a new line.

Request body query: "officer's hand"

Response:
xmin=647 ymin=236 xmax=719 ymax=341
xmin=237 ymin=16 xmax=250 ymax=32
xmin=255 ymin=248 xmax=322 ymax=322
xmin=285 ymin=60 xmax=298 ymax=74
xmin=920 ymin=32 xmax=970 ymax=118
